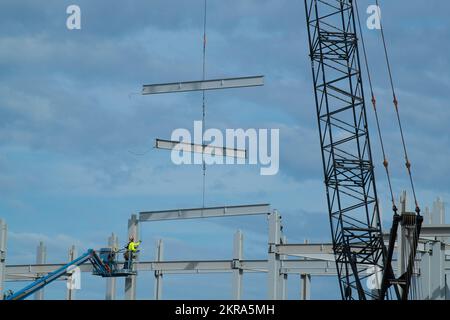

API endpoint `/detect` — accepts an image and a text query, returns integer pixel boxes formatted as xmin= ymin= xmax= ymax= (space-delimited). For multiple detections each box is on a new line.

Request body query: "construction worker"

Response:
xmin=124 ymin=236 xmax=141 ymax=269
xmin=127 ymin=236 xmax=141 ymax=253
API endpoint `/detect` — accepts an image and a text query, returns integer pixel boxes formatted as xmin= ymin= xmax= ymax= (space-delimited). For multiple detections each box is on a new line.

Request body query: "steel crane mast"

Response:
xmin=304 ymin=0 xmax=386 ymax=300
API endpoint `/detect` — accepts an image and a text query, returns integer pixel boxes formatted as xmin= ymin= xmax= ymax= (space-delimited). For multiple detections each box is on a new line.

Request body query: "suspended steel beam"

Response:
xmin=155 ymin=139 xmax=246 ymax=159
xmin=139 ymin=204 xmax=271 ymax=222
xmin=142 ymin=75 xmax=264 ymax=95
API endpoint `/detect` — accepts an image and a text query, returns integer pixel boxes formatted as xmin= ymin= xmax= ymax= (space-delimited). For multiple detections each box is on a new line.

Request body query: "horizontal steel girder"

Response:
xmin=10 ymin=237 xmax=450 ymax=281
xmin=142 ymin=75 xmax=264 ymax=95
xmin=155 ymin=139 xmax=247 ymax=159
xmin=139 ymin=203 xmax=271 ymax=222
xmin=419 ymin=225 xmax=450 ymax=238
xmin=275 ymin=244 xmax=334 ymax=256
xmin=4 ymin=259 xmax=360 ymax=280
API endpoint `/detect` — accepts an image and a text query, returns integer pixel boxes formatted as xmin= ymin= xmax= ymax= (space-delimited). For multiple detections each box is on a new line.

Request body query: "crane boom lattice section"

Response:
xmin=304 ymin=0 xmax=386 ymax=300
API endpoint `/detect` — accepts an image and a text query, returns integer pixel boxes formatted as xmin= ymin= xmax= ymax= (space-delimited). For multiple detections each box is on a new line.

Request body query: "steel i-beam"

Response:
xmin=142 ymin=76 xmax=264 ymax=95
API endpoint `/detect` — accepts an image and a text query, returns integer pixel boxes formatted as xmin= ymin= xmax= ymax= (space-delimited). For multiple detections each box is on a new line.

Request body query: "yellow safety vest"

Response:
xmin=127 ymin=241 xmax=141 ymax=252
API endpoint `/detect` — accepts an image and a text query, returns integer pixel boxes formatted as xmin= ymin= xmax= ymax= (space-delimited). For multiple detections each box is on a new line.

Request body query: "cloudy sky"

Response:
xmin=1 ymin=0 xmax=449 ymax=300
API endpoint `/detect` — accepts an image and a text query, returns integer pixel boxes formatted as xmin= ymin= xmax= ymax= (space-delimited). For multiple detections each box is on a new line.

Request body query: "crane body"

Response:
xmin=304 ymin=0 xmax=422 ymax=300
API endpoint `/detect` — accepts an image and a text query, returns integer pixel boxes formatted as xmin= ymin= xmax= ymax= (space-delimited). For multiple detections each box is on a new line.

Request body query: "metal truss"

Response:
xmin=304 ymin=0 xmax=385 ymax=300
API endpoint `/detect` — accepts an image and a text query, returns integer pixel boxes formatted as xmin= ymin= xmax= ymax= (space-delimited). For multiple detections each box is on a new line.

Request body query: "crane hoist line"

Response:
xmin=303 ymin=0 xmax=422 ymax=300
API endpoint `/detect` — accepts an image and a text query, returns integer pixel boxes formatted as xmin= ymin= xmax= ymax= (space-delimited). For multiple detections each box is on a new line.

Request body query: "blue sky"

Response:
xmin=1 ymin=0 xmax=449 ymax=300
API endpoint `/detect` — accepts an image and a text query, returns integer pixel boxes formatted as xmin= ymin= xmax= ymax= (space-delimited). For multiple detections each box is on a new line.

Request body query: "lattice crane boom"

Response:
xmin=304 ymin=0 xmax=386 ymax=300
xmin=304 ymin=0 xmax=423 ymax=300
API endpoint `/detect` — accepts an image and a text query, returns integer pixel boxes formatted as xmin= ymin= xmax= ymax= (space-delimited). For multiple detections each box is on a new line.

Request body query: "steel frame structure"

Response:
xmin=1 ymin=197 xmax=449 ymax=300
xmin=304 ymin=0 xmax=385 ymax=300
xmin=4 ymin=233 xmax=450 ymax=300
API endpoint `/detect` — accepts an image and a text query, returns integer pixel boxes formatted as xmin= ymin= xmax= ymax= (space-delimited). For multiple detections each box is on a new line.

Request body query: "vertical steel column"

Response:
xmin=125 ymin=214 xmax=139 ymax=300
xmin=154 ymin=239 xmax=163 ymax=300
xmin=66 ymin=245 xmax=77 ymax=300
xmin=432 ymin=243 xmax=440 ymax=302
xmin=34 ymin=241 xmax=47 ymax=300
xmin=419 ymin=249 xmax=429 ymax=299
xmin=421 ymin=241 xmax=445 ymax=300
xmin=232 ymin=230 xmax=243 ymax=300
xmin=268 ymin=210 xmax=282 ymax=299
xmin=0 ymin=219 xmax=7 ymax=300
xmin=424 ymin=207 xmax=431 ymax=225
xmin=432 ymin=198 xmax=445 ymax=225
xmin=419 ymin=198 xmax=446 ymax=299
xmin=301 ymin=274 xmax=311 ymax=300
xmin=106 ymin=233 xmax=118 ymax=300
xmin=279 ymin=236 xmax=288 ymax=300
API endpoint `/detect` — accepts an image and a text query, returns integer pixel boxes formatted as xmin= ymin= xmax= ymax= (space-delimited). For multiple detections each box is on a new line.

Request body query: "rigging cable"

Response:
xmin=375 ymin=0 xmax=420 ymax=215
xmin=201 ymin=0 xmax=208 ymax=208
xmin=355 ymin=0 xmax=397 ymax=213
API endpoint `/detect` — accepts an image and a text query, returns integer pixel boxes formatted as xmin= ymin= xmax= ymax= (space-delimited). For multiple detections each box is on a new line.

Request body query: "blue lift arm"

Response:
xmin=5 ymin=249 xmax=108 ymax=301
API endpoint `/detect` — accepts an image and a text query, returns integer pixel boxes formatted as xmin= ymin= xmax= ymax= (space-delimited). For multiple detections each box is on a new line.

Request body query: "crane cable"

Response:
xmin=355 ymin=0 xmax=397 ymax=213
xmin=356 ymin=0 xmax=394 ymax=300
xmin=356 ymin=0 xmax=421 ymax=298
xmin=201 ymin=0 xmax=207 ymax=208
xmin=375 ymin=0 xmax=420 ymax=215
